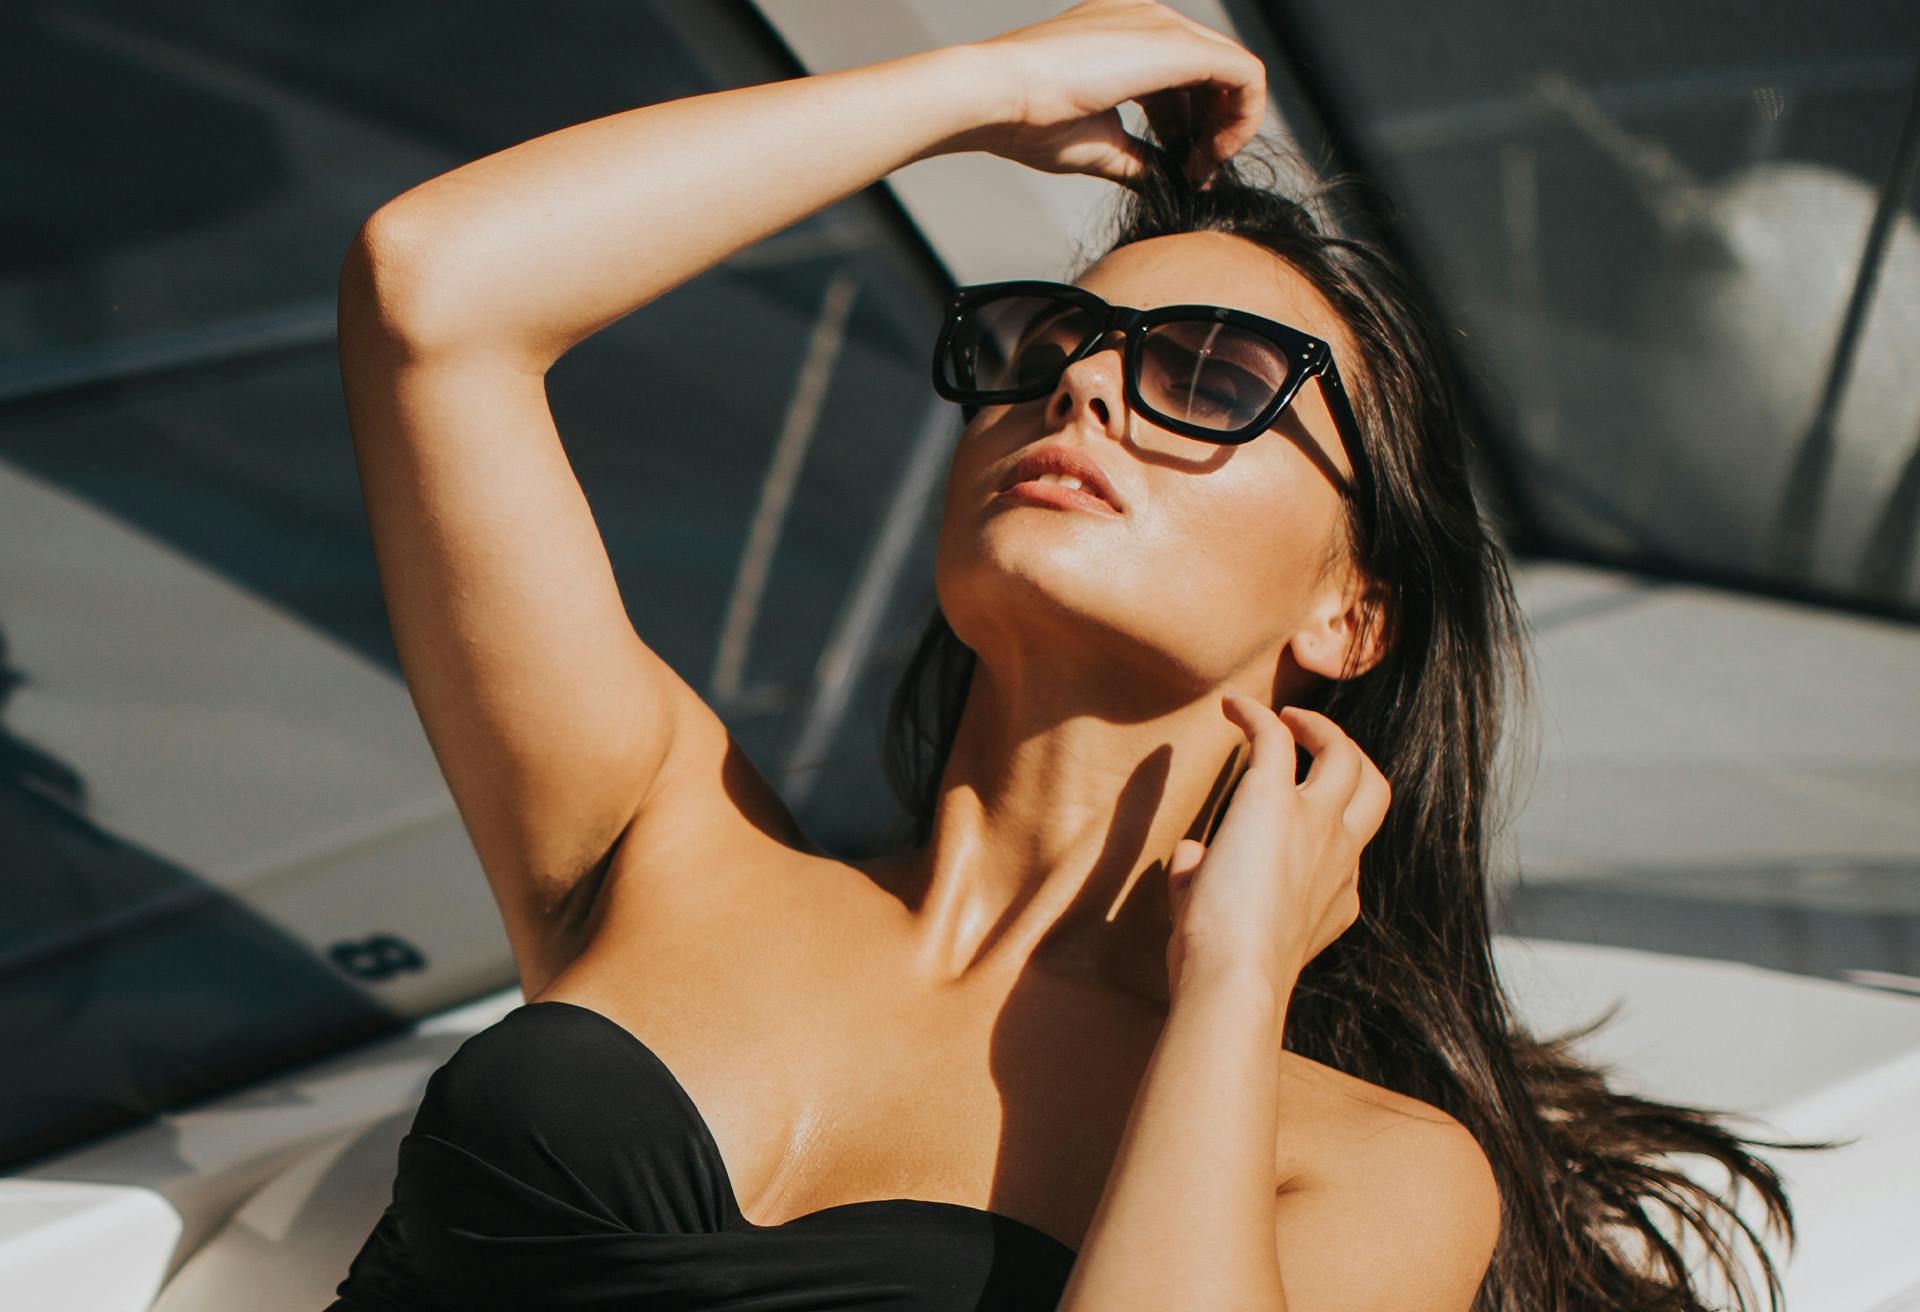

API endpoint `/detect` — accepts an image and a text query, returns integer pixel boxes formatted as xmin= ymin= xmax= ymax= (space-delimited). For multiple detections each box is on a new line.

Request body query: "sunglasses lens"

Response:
xmin=942 ymin=293 xmax=1098 ymax=396
xmin=1136 ymin=320 xmax=1293 ymax=433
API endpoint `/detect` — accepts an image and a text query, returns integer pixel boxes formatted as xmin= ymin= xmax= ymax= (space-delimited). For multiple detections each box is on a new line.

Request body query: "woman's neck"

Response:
xmin=865 ymin=656 xmax=1265 ymax=1006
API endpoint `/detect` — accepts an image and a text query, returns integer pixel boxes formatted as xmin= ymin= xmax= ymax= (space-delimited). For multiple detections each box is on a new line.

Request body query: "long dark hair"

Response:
xmin=878 ymin=137 xmax=1839 ymax=1311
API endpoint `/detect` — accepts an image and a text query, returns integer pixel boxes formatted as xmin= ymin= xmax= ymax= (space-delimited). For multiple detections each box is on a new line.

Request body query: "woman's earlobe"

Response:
xmin=1291 ymin=632 xmax=1353 ymax=682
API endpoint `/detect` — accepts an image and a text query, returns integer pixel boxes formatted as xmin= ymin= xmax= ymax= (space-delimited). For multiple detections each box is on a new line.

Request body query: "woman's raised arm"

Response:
xmin=348 ymin=1 xmax=1263 ymax=365
xmin=333 ymin=2 xmax=1266 ymax=997
xmin=347 ymin=43 xmax=997 ymax=367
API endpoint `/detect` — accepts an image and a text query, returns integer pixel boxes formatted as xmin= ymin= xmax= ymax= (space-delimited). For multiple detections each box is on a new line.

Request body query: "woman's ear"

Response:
xmin=1289 ymin=576 xmax=1390 ymax=682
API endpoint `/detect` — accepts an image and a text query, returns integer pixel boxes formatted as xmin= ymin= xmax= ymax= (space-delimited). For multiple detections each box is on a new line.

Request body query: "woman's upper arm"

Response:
xmin=337 ymin=227 xmax=803 ymax=989
xmin=1272 ymin=1113 xmax=1501 ymax=1311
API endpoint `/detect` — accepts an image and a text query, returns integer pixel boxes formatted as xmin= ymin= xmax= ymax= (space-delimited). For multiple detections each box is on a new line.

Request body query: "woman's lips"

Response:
xmin=999 ymin=445 xmax=1125 ymax=511
xmin=997 ymin=479 xmax=1125 ymax=516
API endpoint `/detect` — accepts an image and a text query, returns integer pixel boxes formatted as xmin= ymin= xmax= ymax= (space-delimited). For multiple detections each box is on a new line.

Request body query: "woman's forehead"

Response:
xmin=1074 ymin=231 xmax=1351 ymax=352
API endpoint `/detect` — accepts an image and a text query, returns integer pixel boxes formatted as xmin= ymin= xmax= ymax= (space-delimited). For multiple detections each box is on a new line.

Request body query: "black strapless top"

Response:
xmin=328 ymin=1000 xmax=1077 ymax=1310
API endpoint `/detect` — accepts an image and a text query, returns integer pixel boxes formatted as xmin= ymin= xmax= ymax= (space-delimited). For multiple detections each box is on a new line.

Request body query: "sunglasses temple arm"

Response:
xmin=1317 ymin=360 xmax=1373 ymax=509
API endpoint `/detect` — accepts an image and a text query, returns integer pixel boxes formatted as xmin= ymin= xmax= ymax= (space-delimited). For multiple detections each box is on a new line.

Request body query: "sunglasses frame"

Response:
xmin=932 ymin=279 xmax=1374 ymax=516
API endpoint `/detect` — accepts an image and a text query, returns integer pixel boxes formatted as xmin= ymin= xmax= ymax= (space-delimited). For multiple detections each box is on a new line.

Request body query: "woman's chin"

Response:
xmin=942 ymin=567 xmax=1165 ymax=672
xmin=976 ymin=510 xmax=1133 ymax=571
xmin=944 ymin=537 xmax=1124 ymax=612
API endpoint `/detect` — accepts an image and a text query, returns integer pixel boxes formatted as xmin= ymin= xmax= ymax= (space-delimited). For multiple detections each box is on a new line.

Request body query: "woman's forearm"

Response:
xmin=1057 ymin=964 xmax=1291 ymax=1311
xmin=352 ymin=43 xmax=1006 ymax=367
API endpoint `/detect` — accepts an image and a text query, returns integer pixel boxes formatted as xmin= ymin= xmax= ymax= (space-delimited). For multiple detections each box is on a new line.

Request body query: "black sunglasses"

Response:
xmin=931 ymin=279 xmax=1374 ymax=517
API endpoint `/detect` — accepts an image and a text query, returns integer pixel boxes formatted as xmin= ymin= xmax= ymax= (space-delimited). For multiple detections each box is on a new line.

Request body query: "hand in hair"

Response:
xmin=958 ymin=0 xmax=1268 ymax=185
xmin=1162 ymin=693 xmax=1390 ymax=998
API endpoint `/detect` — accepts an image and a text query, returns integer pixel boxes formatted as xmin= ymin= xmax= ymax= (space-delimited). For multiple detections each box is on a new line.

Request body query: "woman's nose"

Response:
xmin=1047 ymin=333 xmax=1128 ymax=435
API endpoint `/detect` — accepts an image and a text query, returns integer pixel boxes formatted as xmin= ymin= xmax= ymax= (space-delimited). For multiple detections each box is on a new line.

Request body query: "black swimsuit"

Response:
xmin=328 ymin=1000 xmax=1077 ymax=1310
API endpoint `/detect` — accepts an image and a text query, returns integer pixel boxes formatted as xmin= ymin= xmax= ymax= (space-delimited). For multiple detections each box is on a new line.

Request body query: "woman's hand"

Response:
xmin=1163 ymin=693 xmax=1392 ymax=999
xmin=953 ymin=0 xmax=1268 ymax=184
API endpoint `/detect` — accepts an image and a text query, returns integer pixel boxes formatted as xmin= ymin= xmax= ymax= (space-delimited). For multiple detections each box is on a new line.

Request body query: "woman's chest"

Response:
xmin=538 ymin=843 xmax=1355 ymax=1253
xmin=538 ymin=853 xmax=1166 ymax=1250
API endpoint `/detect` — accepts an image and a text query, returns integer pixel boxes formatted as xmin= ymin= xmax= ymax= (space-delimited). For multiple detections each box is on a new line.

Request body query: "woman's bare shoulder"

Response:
xmin=1277 ymin=1050 xmax=1496 ymax=1195
xmin=1282 ymin=1050 xmax=1466 ymax=1127
xmin=1274 ymin=1052 xmax=1502 ymax=1302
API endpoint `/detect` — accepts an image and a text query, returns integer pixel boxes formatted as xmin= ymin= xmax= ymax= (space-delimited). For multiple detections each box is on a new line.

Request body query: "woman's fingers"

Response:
xmin=1155 ymin=9 xmax=1267 ymax=164
xmin=968 ymin=0 xmax=1267 ymax=182
xmin=1198 ymin=59 xmax=1266 ymax=167
xmin=1221 ymin=699 xmax=1385 ymax=840
xmin=1138 ymin=85 xmax=1191 ymax=149
xmin=1079 ymin=109 xmax=1157 ymax=184
xmin=1282 ymin=706 xmax=1391 ymax=839
xmin=1229 ymin=699 xmax=1392 ymax=843
xmin=1174 ymin=695 xmax=1374 ymax=990
xmin=1343 ymin=765 xmax=1392 ymax=838
xmin=1168 ymin=837 xmax=1206 ymax=881
xmin=1138 ymin=86 xmax=1211 ymax=181
xmin=1220 ymin=691 xmax=1297 ymax=785
xmin=1280 ymin=707 xmax=1363 ymax=809
xmin=1158 ymin=57 xmax=1265 ymax=173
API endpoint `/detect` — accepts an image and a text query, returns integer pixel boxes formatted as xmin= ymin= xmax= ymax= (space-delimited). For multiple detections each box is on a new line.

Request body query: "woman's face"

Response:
xmin=934 ymin=229 xmax=1375 ymax=702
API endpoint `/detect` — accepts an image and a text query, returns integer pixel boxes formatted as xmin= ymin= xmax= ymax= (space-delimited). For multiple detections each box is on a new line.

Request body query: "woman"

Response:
xmin=329 ymin=3 xmax=1817 ymax=1309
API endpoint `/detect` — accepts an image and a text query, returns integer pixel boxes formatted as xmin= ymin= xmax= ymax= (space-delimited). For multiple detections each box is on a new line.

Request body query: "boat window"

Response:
xmin=1246 ymin=0 xmax=1920 ymax=991
xmin=0 ymin=0 xmax=950 ymax=1170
